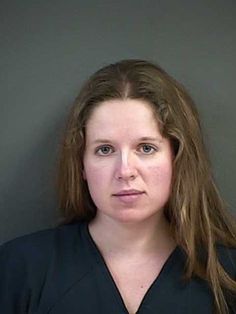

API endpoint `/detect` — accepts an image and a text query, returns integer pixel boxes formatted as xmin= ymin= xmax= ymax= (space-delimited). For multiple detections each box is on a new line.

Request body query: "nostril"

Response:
xmin=117 ymin=174 xmax=136 ymax=181
xmin=115 ymin=167 xmax=138 ymax=181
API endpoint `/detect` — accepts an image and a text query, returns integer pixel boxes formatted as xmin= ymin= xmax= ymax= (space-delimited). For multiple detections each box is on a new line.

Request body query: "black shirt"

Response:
xmin=0 ymin=222 xmax=236 ymax=313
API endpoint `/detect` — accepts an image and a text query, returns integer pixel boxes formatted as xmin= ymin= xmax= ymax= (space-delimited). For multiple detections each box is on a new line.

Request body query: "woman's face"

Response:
xmin=83 ymin=99 xmax=173 ymax=224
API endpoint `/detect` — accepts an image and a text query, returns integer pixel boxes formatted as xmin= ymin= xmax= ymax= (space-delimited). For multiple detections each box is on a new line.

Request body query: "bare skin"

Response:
xmin=89 ymin=213 xmax=176 ymax=314
xmin=84 ymin=99 xmax=176 ymax=313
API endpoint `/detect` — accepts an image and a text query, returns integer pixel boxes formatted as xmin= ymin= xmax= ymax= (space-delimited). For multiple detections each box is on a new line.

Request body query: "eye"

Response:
xmin=138 ymin=144 xmax=157 ymax=154
xmin=95 ymin=145 xmax=114 ymax=156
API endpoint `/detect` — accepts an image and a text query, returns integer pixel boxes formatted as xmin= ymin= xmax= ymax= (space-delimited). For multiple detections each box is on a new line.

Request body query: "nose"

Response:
xmin=115 ymin=151 xmax=138 ymax=181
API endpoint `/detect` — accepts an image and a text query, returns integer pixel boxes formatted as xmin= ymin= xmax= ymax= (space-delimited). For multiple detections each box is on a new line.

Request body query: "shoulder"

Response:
xmin=0 ymin=221 xmax=86 ymax=281
xmin=0 ymin=222 xmax=83 ymax=259
xmin=217 ymin=244 xmax=236 ymax=278
xmin=0 ymin=222 xmax=89 ymax=313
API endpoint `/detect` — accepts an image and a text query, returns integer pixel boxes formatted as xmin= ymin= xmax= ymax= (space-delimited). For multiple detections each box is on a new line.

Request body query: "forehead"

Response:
xmin=85 ymin=99 xmax=161 ymax=139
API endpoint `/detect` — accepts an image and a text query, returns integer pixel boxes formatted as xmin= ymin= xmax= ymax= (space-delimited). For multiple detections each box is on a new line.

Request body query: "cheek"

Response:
xmin=84 ymin=166 xmax=100 ymax=185
xmin=148 ymin=161 xmax=173 ymax=187
xmin=83 ymin=163 xmax=111 ymax=209
xmin=83 ymin=168 xmax=102 ymax=206
xmin=83 ymin=162 xmax=109 ymax=192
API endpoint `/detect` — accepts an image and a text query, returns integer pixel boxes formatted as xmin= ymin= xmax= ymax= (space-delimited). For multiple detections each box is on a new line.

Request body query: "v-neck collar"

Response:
xmin=82 ymin=222 xmax=184 ymax=314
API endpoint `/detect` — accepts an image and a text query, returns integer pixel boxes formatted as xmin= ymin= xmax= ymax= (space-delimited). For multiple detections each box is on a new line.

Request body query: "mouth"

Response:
xmin=112 ymin=189 xmax=145 ymax=196
xmin=112 ymin=190 xmax=145 ymax=203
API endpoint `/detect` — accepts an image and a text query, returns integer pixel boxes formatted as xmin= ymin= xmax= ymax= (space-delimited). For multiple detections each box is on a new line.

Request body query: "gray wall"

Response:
xmin=1 ymin=0 xmax=235 ymax=244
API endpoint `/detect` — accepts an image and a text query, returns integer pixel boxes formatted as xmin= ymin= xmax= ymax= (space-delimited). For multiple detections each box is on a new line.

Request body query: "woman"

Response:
xmin=0 ymin=59 xmax=236 ymax=314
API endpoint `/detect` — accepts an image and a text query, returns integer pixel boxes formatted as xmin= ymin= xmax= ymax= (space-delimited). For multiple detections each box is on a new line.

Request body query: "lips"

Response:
xmin=112 ymin=189 xmax=144 ymax=196
xmin=112 ymin=189 xmax=145 ymax=204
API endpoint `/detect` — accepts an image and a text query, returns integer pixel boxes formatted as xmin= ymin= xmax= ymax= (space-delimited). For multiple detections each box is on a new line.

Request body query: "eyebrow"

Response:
xmin=138 ymin=137 xmax=163 ymax=143
xmin=91 ymin=137 xmax=163 ymax=144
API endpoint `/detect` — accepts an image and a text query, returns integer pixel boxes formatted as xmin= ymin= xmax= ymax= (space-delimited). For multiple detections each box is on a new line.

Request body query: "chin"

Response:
xmin=110 ymin=209 xmax=160 ymax=224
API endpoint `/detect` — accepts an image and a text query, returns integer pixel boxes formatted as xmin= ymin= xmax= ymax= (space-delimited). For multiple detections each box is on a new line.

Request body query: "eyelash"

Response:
xmin=95 ymin=145 xmax=114 ymax=155
xmin=95 ymin=144 xmax=158 ymax=156
xmin=139 ymin=144 xmax=157 ymax=154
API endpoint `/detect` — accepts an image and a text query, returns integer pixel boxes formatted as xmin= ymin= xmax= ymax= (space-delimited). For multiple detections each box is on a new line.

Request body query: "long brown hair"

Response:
xmin=58 ymin=59 xmax=236 ymax=313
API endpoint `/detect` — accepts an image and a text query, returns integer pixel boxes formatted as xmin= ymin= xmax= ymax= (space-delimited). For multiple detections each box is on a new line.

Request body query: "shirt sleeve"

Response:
xmin=217 ymin=245 xmax=236 ymax=313
xmin=0 ymin=242 xmax=31 ymax=314
xmin=218 ymin=246 xmax=236 ymax=277
xmin=0 ymin=229 xmax=55 ymax=314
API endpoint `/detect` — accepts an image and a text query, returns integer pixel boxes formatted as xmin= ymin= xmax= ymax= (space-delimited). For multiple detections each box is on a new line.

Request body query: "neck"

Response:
xmin=88 ymin=213 xmax=175 ymax=257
